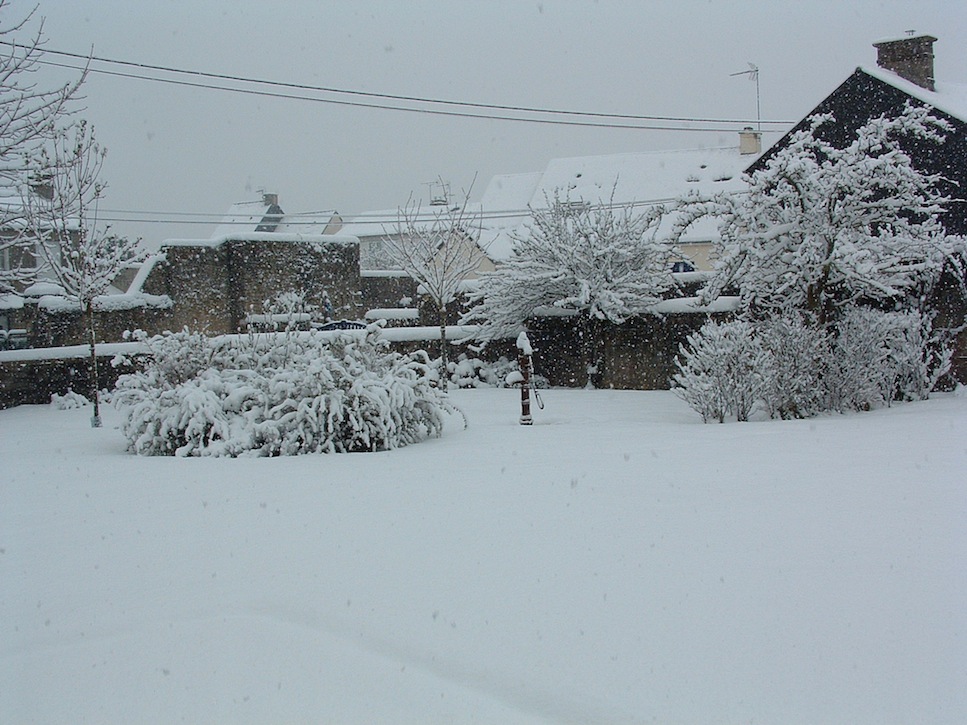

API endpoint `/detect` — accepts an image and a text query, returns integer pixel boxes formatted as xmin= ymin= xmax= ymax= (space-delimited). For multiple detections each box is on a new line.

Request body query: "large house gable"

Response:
xmin=747 ymin=51 xmax=967 ymax=234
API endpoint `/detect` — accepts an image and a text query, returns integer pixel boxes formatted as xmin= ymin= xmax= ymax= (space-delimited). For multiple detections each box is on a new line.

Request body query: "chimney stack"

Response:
xmin=262 ymin=192 xmax=279 ymax=207
xmin=873 ymin=33 xmax=937 ymax=91
xmin=739 ymin=127 xmax=762 ymax=155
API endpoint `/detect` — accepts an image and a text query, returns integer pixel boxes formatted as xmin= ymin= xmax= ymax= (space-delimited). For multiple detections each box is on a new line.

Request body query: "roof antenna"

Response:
xmin=730 ymin=63 xmax=761 ymax=131
xmin=424 ymin=178 xmax=450 ymax=206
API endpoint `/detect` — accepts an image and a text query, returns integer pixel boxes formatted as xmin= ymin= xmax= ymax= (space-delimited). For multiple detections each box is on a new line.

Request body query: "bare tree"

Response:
xmin=23 ymin=121 xmax=144 ymax=427
xmin=0 ymin=1 xmax=86 ymax=291
xmin=385 ymin=187 xmax=485 ymax=390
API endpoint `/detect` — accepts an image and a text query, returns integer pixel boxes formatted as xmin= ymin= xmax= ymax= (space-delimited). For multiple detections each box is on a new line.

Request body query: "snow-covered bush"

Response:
xmin=448 ymin=354 xmax=509 ymax=388
xmin=446 ymin=354 xmax=548 ymax=389
xmin=756 ymin=312 xmax=830 ymax=419
xmin=672 ymin=319 xmax=766 ymax=423
xmin=113 ymin=324 xmax=460 ymax=456
xmin=245 ymin=290 xmax=319 ymax=333
xmin=119 ymin=327 xmax=218 ymax=387
xmin=675 ymin=308 xmax=951 ymax=422
xmin=827 ymin=307 xmax=949 ymax=412
xmin=50 ymin=389 xmax=90 ymax=409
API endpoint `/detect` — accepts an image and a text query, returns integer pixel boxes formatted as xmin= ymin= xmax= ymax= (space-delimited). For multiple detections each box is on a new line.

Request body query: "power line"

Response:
xmin=91 ymin=195 xmax=688 ymax=228
xmin=6 ymin=39 xmax=795 ymax=125
xmin=2 ymin=39 xmax=795 ymax=131
xmin=35 ymin=58 xmax=782 ymax=132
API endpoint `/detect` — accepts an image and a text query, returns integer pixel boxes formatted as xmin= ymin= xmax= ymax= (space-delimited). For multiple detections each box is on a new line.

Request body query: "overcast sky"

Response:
xmin=9 ymin=0 xmax=967 ymax=245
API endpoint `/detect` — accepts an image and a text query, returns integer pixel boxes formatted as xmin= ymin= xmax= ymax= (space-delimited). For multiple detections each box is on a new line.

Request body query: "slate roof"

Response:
xmin=210 ymin=199 xmax=283 ymax=238
xmin=748 ymin=63 xmax=967 ymax=234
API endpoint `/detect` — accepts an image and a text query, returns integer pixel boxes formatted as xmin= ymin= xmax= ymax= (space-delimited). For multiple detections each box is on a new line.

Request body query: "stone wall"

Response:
xmin=360 ymin=272 xmax=418 ymax=310
xmin=0 ymin=354 xmax=143 ymax=409
xmin=141 ymin=236 xmax=362 ymax=334
xmin=6 ymin=303 xmax=174 ymax=350
xmin=526 ymin=313 xmax=720 ymax=390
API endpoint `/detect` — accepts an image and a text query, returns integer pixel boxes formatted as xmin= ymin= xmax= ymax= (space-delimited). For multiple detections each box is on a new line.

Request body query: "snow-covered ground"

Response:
xmin=2 ymin=388 xmax=965 ymax=724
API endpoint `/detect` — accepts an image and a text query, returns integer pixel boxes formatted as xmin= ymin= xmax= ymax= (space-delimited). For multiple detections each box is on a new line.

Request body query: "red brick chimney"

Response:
xmin=873 ymin=34 xmax=937 ymax=91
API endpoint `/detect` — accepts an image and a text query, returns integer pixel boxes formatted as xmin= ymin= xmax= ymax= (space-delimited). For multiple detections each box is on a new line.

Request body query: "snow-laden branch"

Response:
xmin=670 ymin=103 xmax=964 ymax=323
xmin=464 ymin=188 xmax=678 ymax=343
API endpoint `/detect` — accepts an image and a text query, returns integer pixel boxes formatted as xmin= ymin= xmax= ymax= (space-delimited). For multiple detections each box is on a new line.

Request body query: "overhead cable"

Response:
xmin=2 ymin=39 xmax=794 ymax=131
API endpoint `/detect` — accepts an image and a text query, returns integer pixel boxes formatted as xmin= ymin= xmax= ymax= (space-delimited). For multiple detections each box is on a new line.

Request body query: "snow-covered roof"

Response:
xmin=479 ymin=145 xmax=758 ymax=260
xmin=339 ymin=203 xmax=485 ymax=240
xmin=271 ymin=210 xmax=340 ymax=235
xmin=337 ymin=208 xmax=408 ymax=240
xmin=210 ymin=196 xmax=340 ymax=238
xmin=533 ymin=146 xmax=752 ymax=206
xmin=479 ymin=172 xmax=543 ymax=215
xmin=210 ymin=199 xmax=282 ymax=238
xmin=859 ymin=65 xmax=967 ymax=123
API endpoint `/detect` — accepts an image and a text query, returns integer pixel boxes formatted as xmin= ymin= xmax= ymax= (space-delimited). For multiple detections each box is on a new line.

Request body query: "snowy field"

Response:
xmin=2 ymin=388 xmax=965 ymax=724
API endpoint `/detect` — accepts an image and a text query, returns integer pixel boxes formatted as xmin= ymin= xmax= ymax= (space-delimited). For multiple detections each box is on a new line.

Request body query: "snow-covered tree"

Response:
xmin=464 ymin=190 xmax=676 ymax=386
xmin=0 ymin=1 xmax=85 ymax=291
xmin=23 ymin=122 xmax=144 ymax=426
xmin=674 ymin=104 xmax=964 ymax=325
xmin=384 ymin=190 xmax=485 ymax=391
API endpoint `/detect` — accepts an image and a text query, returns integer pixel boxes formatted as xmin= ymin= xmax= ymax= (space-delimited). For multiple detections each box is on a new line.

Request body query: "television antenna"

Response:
xmin=730 ymin=63 xmax=760 ymax=131
xmin=424 ymin=178 xmax=451 ymax=206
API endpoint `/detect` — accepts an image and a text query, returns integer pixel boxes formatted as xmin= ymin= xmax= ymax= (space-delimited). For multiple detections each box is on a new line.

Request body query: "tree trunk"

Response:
xmin=580 ymin=314 xmax=602 ymax=389
xmin=439 ymin=304 xmax=449 ymax=392
xmin=86 ymin=302 xmax=101 ymax=428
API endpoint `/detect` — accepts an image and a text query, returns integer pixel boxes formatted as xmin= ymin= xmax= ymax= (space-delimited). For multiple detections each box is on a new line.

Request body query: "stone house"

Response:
xmin=746 ymin=34 xmax=967 ymax=379
xmin=748 ymin=35 xmax=966 ymax=234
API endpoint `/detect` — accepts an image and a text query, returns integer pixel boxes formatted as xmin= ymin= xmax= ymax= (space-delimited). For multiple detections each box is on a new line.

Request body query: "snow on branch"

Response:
xmin=671 ymin=103 xmax=964 ymax=323
xmin=464 ymin=188 xmax=678 ymax=343
xmin=0 ymin=0 xmax=87 ymax=292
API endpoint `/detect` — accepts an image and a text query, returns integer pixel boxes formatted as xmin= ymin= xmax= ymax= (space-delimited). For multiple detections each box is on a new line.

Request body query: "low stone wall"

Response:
xmin=6 ymin=304 xmax=173 ymax=349
xmin=0 ymin=313 xmax=716 ymax=408
xmin=526 ymin=313 xmax=720 ymax=390
xmin=4 ymin=312 xmax=963 ymax=409
xmin=0 ymin=354 xmax=143 ymax=409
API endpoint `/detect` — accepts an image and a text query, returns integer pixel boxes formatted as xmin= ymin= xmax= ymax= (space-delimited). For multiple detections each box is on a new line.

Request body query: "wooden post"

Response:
xmin=519 ymin=350 xmax=532 ymax=425
xmin=517 ymin=331 xmax=533 ymax=425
